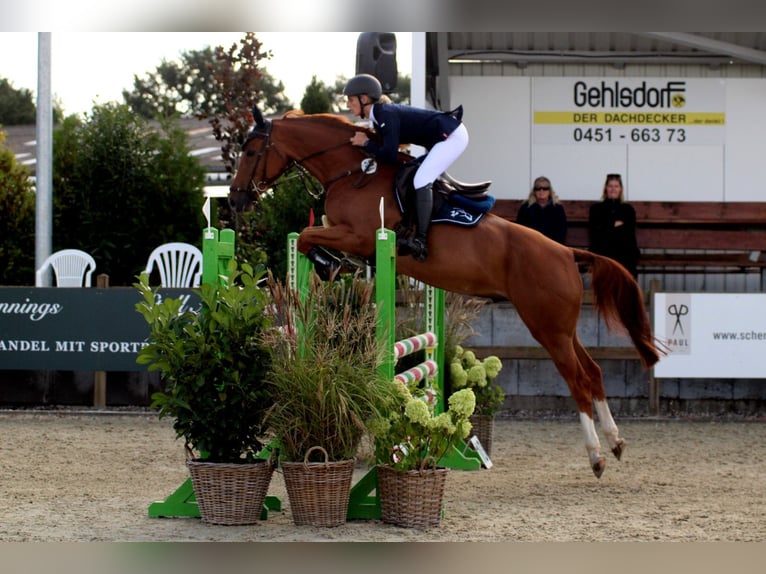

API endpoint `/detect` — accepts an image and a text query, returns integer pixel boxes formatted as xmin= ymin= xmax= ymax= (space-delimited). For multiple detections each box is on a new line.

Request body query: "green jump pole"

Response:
xmin=375 ymin=228 xmax=397 ymax=384
xmin=287 ymin=231 xmax=312 ymax=298
xmin=202 ymin=227 xmax=235 ymax=287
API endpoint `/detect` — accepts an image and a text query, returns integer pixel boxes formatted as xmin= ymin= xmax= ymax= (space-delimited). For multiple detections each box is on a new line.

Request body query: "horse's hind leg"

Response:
xmin=595 ymin=400 xmax=625 ymax=460
xmin=573 ymin=339 xmax=625 ymax=461
xmin=537 ymin=336 xmax=607 ymax=478
xmin=577 ymin=411 xmax=606 ymax=478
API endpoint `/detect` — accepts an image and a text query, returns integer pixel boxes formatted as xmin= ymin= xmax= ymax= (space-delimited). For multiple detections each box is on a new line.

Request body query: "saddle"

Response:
xmin=394 ymin=159 xmax=495 ymax=229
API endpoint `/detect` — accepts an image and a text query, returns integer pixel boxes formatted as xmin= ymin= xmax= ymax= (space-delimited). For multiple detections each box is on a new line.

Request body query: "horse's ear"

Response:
xmin=252 ymin=106 xmax=265 ymax=129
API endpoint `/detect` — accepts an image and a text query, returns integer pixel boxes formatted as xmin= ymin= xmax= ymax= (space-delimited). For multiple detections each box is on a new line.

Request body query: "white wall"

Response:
xmin=724 ymin=79 xmax=766 ymax=201
xmin=449 ymin=76 xmax=766 ymax=202
xmin=449 ymin=77 xmax=531 ymax=200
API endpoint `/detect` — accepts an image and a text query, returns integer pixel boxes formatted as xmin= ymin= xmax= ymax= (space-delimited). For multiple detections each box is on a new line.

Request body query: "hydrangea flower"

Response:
xmin=368 ymin=383 xmax=476 ymax=472
xmin=447 ymin=347 xmax=505 ymax=417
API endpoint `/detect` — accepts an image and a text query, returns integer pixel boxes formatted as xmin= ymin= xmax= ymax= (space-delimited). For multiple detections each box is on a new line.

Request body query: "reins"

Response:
xmin=244 ymin=117 xmax=376 ymax=201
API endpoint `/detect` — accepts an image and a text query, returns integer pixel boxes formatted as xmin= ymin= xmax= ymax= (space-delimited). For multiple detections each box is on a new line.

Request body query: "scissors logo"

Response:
xmin=668 ymin=304 xmax=688 ymax=335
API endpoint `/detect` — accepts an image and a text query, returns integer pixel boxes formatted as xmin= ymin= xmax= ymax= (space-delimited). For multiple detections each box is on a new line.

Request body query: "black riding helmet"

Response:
xmin=344 ymin=74 xmax=382 ymax=117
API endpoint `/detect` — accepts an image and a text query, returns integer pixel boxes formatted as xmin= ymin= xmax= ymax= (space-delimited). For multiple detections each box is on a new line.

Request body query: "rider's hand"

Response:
xmin=350 ymin=132 xmax=368 ymax=147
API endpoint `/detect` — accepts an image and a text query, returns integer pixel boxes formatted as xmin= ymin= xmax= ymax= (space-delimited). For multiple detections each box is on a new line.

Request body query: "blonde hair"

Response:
xmin=526 ymin=176 xmax=561 ymax=206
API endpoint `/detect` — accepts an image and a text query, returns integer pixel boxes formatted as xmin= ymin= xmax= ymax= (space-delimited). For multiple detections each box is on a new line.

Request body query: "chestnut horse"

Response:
xmin=229 ymin=108 xmax=662 ymax=478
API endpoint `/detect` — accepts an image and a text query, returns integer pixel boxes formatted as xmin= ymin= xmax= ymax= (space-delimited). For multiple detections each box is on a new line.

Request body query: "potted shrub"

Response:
xmin=448 ymin=345 xmax=505 ymax=456
xmin=367 ymin=381 xmax=476 ymax=529
xmin=262 ymin=272 xmax=394 ymax=527
xmin=135 ymin=261 xmax=275 ymax=525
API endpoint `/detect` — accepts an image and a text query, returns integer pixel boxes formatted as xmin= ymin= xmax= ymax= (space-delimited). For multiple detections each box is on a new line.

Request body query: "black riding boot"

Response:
xmin=408 ymin=184 xmax=433 ymax=262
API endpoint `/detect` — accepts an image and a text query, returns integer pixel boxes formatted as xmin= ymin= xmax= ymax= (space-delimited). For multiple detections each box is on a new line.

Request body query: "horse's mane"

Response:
xmin=278 ymin=111 xmax=374 ymax=153
xmin=282 ymin=110 xmax=362 ymax=131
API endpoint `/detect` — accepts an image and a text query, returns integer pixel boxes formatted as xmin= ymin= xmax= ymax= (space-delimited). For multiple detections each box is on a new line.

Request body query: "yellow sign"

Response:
xmin=534 ymin=111 xmax=725 ymax=126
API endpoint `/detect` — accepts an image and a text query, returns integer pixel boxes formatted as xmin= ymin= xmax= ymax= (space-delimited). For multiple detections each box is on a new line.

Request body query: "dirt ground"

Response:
xmin=0 ymin=410 xmax=764 ymax=543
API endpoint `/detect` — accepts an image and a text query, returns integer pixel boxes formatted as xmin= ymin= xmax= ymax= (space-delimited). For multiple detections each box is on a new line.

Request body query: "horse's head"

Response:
xmin=228 ymin=106 xmax=284 ymax=212
xmin=229 ymin=107 xmax=369 ymax=212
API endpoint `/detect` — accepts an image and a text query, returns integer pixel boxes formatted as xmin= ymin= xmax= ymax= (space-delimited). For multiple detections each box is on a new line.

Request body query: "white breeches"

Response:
xmin=413 ymin=123 xmax=469 ymax=189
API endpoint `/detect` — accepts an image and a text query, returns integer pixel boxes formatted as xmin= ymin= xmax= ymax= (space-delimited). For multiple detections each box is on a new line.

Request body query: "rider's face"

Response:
xmin=346 ymin=95 xmax=369 ymax=118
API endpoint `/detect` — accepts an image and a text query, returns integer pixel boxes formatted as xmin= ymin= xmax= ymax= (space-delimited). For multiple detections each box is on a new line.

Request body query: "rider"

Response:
xmin=344 ymin=73 xmax=469 ymax=262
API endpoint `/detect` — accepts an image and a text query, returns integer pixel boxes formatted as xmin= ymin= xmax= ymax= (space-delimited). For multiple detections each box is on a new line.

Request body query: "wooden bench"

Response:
xmin=492 ymin=200 xmax=766 ymax=274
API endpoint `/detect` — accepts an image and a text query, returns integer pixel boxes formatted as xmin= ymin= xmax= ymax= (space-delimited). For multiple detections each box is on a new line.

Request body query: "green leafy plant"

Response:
xmin=135 ymin=260 xmax=273 ymax=463
xmin=262 ymin=272 xmax=394 ymax=463
xmin=448 ymin=345 xmax=505 ymax=417
xmin=0 ymin=130 xmax=35 ymax=285
xmin=368 ymin=384 xmax=476 ymax=473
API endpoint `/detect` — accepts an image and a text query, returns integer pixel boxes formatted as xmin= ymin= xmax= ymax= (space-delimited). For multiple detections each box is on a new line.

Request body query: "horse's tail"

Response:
xmin=572 ymin=248 xmax=663 ymax=368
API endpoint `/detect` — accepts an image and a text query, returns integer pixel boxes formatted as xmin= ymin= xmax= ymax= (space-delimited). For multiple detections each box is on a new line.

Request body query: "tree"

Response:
xmin=0 ymin=130 xmax=35 ymax=284
xmin=388 ymin=74 xmax=411 ymax=104
xmin=0 ymin=77 xmax=36 ymax=125
xmin=329 ymin=77 xmax=350 ymax=113
xmin=0 ymin=76 xmax=65 ymax=125
xmin=52 ymin=104 xmax=206 ymax=285
xmin=300 ymin=75 xmax=332 ymax=114
xmin=202 ymin=33 xmax=285 ymax=176
xmin=123 ymin=42 xmax=293 ymax=121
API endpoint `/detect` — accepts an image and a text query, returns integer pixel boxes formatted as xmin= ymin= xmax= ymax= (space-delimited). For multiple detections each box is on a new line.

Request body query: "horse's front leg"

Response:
xmin=296 ymin=223 xmax=371 ymax=257
xmin=296 ymin=224 xmax=372 ymax=280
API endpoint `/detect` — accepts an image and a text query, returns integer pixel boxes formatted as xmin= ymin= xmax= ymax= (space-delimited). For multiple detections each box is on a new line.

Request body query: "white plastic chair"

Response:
xmin=144 ymin=242 xmax=203 ymax=288
xmin=35 ymin=249 xmax=97 ymax=287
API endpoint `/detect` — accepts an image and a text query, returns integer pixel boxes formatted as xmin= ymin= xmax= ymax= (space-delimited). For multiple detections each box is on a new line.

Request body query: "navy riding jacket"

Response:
xmin=364 ymin=103 xmax=463 ymax=163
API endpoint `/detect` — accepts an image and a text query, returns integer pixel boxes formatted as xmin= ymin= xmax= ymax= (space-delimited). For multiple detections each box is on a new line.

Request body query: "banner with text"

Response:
xmin=0 ymin=288 xmax=200 ymax=371
xmin=653 ymin=292 xmax=766 ymax=379
xmin=533 ymin=78 xmax=726 ymax=146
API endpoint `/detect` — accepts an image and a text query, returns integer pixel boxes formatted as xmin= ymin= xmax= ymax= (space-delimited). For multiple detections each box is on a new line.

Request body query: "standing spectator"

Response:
xmin=516 ymin=176 xmax=568 ymax=244
xmin=588 ymin=173 xmax=641 ymax=279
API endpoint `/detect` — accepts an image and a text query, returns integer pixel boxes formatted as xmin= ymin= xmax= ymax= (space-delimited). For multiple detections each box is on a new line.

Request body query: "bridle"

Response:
xmin=234 ymin=120 xmax=279 ymax=195
xmin=232 ymin=112 xmax=376 ymax=204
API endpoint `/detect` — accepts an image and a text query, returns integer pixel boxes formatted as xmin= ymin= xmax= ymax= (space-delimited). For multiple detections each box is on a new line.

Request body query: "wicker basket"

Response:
xmin=377 ymin=458 xmax=449 ymax=529
xmin=281 ymin=446 xmax=355 ymax=527
xmin=186 ymin=458 xmax=275 ymax=525
xmin=469 ymin=414 xmax=495 ymax=457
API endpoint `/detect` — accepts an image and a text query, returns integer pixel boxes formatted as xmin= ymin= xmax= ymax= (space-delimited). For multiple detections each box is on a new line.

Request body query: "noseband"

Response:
xmin=236 ymin=121 xmax=281 ymax=195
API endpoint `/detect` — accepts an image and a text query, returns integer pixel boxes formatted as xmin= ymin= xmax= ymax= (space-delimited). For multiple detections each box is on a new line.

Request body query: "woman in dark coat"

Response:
xmin=516 ymin=176 xmax=568 ymax=244
xmin=588 ymin=173 xmax=641 ymax=278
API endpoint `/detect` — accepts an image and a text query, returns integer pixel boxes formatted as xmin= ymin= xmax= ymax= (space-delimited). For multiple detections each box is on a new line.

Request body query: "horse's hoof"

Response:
xmin=592 ymin=457 xmax=606 ymax=479
xmin=612 ymin=439 xmax=626 ymax=461
xmin=307 ymin=247 xmax=341 ymax=281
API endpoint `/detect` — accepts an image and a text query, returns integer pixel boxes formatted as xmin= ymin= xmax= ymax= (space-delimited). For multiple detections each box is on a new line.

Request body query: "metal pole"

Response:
xmin=35 ymin=32 xmax=53 ymax=285
xmin=410 ymin=32 xmax=426 ymax=109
